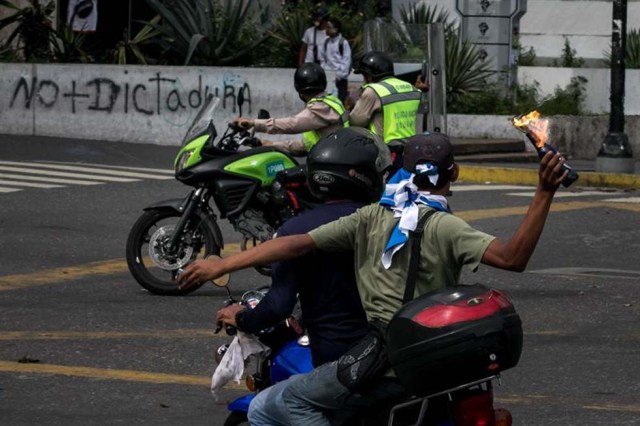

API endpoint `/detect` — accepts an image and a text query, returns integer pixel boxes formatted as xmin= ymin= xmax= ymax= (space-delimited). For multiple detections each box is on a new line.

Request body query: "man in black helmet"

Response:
xmin=213 ymin=128 xmax=392 ymax=425
xmin=179 ymin=132 xmax=570 ymax=425
xmin=232 ymin=63 xmax=349 ymax=156
xmin=350 ymin=50 xmax=423 ymax=170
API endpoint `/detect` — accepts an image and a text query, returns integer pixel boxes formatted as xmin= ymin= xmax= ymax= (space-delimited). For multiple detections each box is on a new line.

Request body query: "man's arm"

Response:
xmin=178 ymin=234 xmax=316 ymax=290
xmin=299 ymin=43 xmax=308 ymax=66
xmin=481 ymin=151 xmax=568 ymax=271
xmin=349 ymin=88 xmax=380 ymax=127
xmin=261 ymin=139 xmax=308 ymax=156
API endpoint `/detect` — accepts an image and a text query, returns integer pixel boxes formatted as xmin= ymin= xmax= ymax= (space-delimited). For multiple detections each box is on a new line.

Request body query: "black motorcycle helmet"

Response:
xmin=354 ymin=50 xmax=394 ymax=82
xmin=294 ymin=63 xmax=327 ymax=96
xmin=306 ymin=128 xmax=392 ymax=203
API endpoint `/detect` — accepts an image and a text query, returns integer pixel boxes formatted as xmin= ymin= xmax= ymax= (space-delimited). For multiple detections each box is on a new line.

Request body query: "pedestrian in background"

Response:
xmin=320 ymin=18 xmax=351 ymax=103
xmin=299 ymin=5 xmax=330 ymax=66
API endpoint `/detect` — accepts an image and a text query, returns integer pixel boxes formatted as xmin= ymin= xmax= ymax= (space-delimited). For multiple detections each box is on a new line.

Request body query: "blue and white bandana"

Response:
xmin=379 ymin=166 xmax=450 ymax=269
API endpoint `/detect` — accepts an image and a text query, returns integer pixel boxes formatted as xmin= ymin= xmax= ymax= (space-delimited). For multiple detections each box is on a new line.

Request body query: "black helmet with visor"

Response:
xmin=306 ymin=128 xmax=392 ymax=203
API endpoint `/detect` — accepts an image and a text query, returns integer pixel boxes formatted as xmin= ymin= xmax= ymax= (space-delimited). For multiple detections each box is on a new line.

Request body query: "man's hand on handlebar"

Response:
xmin=231 ymin=117 xmax=255 ymax=130
xmin=241 ymin=137 xmax=262 ymax=148
xmin=216 ymin=304 xmax=244 ymax=329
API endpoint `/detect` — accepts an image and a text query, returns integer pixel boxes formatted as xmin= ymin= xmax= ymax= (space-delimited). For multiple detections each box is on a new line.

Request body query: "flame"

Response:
xmin=511 ymin=110 xmax=549 ymax=147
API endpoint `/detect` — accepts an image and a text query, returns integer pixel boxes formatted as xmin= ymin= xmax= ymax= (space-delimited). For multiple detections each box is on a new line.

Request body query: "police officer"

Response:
xmin=232 ymin=63 xmax=349 ymax=156
xmin=350 ymin=50 xmax=422 ymax=169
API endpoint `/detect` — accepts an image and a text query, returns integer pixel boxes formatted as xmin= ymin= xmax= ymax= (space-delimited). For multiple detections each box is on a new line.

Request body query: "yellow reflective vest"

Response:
xmin=302 ymin=94 xmax=350 ymax=151
xmin=363 ymin=77 xmax=421 ymax=143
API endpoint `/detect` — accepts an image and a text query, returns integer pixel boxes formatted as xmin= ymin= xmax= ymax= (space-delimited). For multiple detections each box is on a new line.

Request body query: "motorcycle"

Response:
xmin=210 ymin=277 xmax=312 ymax=426
xmin=212 ymin=277 xmax=514 ymax=426
xmin=126 ymin=90 xmax=317 ymax=295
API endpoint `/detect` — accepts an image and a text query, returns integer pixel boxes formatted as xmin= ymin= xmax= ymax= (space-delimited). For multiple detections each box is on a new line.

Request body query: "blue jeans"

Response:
xmin=281 ymin=361 xmax=408 ymax=426
xmin=248 ymin=375 xmax=302 ymax=426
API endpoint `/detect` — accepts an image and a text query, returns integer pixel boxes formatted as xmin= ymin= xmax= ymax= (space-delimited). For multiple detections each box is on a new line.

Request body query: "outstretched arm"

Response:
xmin=481 ymin=151 xmax=568 ymax=272
xmin=178 ymin=234 xmax=316 ymax=290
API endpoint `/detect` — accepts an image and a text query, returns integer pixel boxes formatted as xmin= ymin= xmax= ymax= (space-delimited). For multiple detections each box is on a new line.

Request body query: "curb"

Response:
xmin=458 ymin=166 xmax=640 ymax=189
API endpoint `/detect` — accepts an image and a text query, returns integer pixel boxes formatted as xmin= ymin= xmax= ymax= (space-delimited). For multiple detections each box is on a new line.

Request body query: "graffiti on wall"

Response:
xmin=8 ymin=70 xmax=252 ymax=126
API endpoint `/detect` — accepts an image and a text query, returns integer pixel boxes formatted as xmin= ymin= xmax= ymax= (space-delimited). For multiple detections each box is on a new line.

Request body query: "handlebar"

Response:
xmin=215 ymin=123 xmax=261 ymax=152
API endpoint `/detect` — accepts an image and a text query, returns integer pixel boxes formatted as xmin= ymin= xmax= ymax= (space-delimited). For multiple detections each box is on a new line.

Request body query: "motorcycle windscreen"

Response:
xmin=182 ymin=95 xmax=221 ymax=146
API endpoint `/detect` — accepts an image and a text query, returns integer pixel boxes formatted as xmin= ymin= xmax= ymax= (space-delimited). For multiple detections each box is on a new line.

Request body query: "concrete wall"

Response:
xmin=450 ymin=114 xmax=640 ymax=160
xmin=393 ymin=0 xmax=640 ymax=62
xmin=518 ymin=66 xmax=640 ymax=115
xmin=1 ymin=63 xmax=638 ymax=160
xmin=0 ymin=63 xmax=309 ymax=145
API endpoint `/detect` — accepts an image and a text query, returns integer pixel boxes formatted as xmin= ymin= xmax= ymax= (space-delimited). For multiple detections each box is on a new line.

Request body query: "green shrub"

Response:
xmin=553 ymin=37 xmax=584 ymax=67
xmin=538 ymin=76 xmax=587 ymax=115
xmin=449 ymin=76 xmax=587 ymax=116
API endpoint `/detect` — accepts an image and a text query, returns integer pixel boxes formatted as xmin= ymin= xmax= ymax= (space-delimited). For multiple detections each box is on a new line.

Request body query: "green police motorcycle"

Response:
xmin=126 ymin=93 xmax=313 ymax=295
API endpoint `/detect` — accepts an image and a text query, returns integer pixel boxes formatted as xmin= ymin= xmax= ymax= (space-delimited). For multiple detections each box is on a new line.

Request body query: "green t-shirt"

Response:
xmin=308 ymin=204 xmax=495 ymax=323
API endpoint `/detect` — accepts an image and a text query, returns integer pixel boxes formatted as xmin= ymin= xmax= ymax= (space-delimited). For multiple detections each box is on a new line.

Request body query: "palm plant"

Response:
xmin=110 ymin=15 xmax=161 ymax=65
xmin=50 ymin=24 xmax=90 ymax=63
xmin=0 ymin=0 xmax=55 ymax=62
xmin=445 ymin=30 xmax=495 ymax=110
xmin=602 ymin=28 xmax=640 ymax=69
xmin=398 ymin=2 xmax=456 ymax=34
xmin=145 ymin=0 xmax=270 ymax=66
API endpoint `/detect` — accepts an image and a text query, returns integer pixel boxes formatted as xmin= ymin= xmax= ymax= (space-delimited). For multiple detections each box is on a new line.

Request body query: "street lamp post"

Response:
xmin=596 ymin=0 xmax=635 ymax=173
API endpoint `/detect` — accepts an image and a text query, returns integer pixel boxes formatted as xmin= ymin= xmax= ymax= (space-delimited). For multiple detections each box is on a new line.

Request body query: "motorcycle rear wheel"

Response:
xmin=126 ymin=209 xmax=221 ymax=295
xmin=223 ymin=411 xmax=248 ymax=426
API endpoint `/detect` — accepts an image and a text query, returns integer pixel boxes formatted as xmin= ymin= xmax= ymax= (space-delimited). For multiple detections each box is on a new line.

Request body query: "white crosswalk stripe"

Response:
xmin=452 ymin=184 xmax=535 ymax=192
xmin=506 ymin=190 xmax=614 ymax=198
xmin=0 ymin=161 xmax=174 ymax=180
xmin=454 ymin=184 xmax=634 ymax=201
xmin=604 ymin=197 xmax=640 ymax=203
xmin=0 ymin=161 xmax=174 ymax=195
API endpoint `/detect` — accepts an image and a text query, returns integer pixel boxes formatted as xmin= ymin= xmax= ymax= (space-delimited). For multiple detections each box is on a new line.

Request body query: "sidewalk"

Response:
xmin=456 ymin=159 xmax=640 ymax=189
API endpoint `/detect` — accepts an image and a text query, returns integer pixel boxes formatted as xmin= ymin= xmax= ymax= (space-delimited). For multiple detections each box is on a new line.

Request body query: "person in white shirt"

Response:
xmin=299 ymin=6 xmax=330 ymax=66
xmin=321 ymin=18 xmax=352 ymax=103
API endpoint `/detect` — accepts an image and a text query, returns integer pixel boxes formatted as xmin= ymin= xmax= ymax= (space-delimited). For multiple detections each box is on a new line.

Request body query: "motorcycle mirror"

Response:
xmin=205 ymin=255 xmax=231 ymax=287
xmin=258 ymin=109 xmax=270 ymax=120
xmin=212 ymin=273 xmax=230 ymax=287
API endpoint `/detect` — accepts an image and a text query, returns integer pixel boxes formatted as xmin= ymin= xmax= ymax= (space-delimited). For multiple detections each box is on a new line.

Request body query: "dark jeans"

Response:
xmin=281 ymin=361 xmax=408 ymax=426
xmin=336 ymin=78 xmax=349 ymax=104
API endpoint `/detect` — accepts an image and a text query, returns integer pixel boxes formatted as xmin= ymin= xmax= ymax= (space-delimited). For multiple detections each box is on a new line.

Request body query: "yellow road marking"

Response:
xmin=459 ymin=166 xmax=640 ymax=189
xmin=456 ymin=201 xmax=602 ymax=222
xmin=1 ymin=201 xmax=637 ymax=292
xmin=582 ymin=404 xmax=640 ymax=413
xmin=0 ymin=243 xmax=241 ymax=291
xmin=0 ymin=360 xmax=244 ymax=390
xmin=495 ymin=395 xmax=640 ymax=413
xmin=0 ymin=359 xmax=637 ymax=413
xmin=0 ymin=329 xmax=217 ymax=341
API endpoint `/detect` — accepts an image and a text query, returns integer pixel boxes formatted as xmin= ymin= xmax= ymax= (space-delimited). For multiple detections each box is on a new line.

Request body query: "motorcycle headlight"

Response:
xmin=175 ymin=151 xmax=193 ymax=173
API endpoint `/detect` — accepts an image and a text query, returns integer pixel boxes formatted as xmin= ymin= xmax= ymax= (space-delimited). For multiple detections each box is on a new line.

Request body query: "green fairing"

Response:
xmin=225 ymin=152 xmax=296 ymax=185
xmin=173 ymin=135 xmax=209 ymax=169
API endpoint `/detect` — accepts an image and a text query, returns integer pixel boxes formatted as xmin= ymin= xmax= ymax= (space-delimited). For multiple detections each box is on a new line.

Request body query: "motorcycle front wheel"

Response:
xmin=126 ymin=209 xmax=221 ymax=296
xmin=223 ymin=411 xmax=248 ymax=426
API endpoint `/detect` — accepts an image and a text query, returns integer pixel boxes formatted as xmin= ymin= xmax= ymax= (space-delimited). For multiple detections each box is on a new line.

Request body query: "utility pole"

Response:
xmin=596 ymin=0 xmax=635 ymax=173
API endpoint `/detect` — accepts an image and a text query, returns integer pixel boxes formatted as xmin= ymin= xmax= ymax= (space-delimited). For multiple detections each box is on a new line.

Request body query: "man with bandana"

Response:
xmin=179 ymin=132 xmax=570 ymax=425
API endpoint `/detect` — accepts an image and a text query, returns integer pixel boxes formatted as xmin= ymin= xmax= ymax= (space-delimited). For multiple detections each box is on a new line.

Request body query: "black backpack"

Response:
xmin=324 ymin=36 xmax=345 ymax=57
